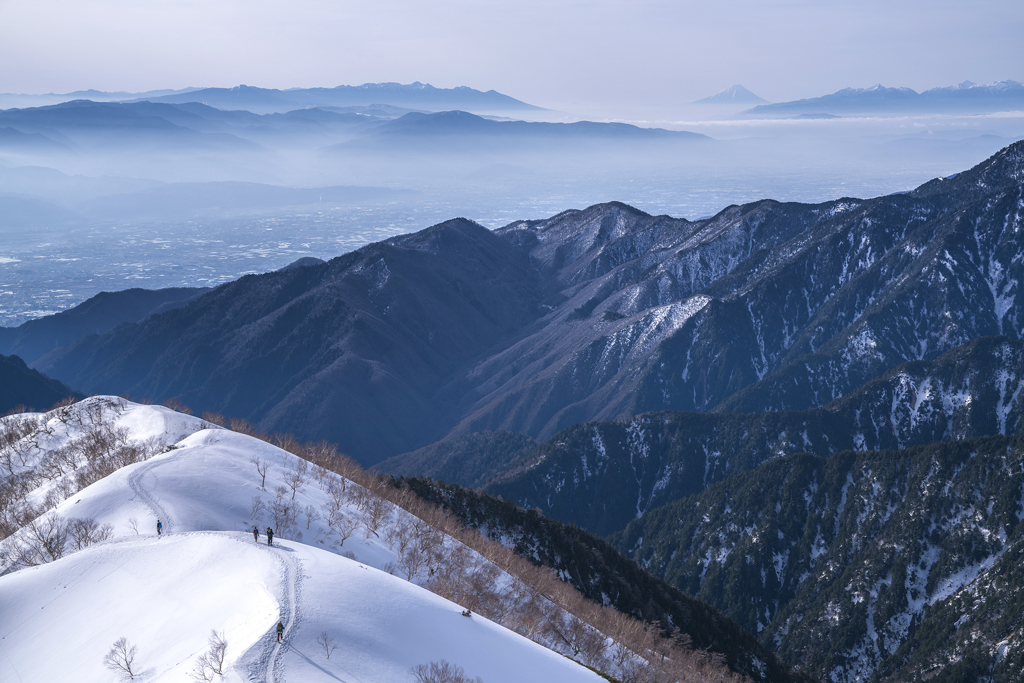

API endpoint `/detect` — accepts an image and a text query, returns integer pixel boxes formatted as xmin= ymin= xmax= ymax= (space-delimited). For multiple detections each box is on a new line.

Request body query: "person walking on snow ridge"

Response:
xmin=276 ymin=621 xmax=284 ymax=642
xmin=253 ymin=526 xmax=259 ymax=542
xmin=157 ymin=520 xmax=162 ymax=536
xmin=267 ymin=527 xmax=274 ymax=546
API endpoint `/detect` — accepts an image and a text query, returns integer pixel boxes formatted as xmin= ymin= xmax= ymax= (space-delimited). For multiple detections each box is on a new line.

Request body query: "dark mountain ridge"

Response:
xmin=34 ymin=142 xmax=1024 ymax=467
xmin=39 ymin=219 xmax=543 ymax=458
xmin=0 ymin=354 xmax=80 ymax=414
xmin=0 ymin=287 xmax=210 ymax=364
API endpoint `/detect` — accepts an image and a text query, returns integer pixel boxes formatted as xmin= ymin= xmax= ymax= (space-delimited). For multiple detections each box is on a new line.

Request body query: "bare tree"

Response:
xmin=410 ymin=660 xmax=483 ymax=683
xmin=303 ymin=504 xmax=321 ymax=529
xmin=0 ymin=512 xmax=70 ymax=569
xmin=398 ymin=540 xmax=428 ymax=581
xmin=316 ymin=630 xmax=338 ymax=659
xmin=69 ymin=517 xmax=114 ymax=551
xmin=285 ymin=459 xmax=308 ymax=500
xmin=103 ymin=637 xmax=139 ymax=680
xmin=250 ymin=456 xmax=271 ymax=490
xmin=190 ymin=630 xmax=228 ymax=681
xmin=127 ymin=517 xmax=140 ymax=535
xmin=270 ymin=498 xmax=297 ymax=536
xmin=361 ymin=495 xmax=392 ymax=538
xmin=249 ymin=496 xmax=266 ymax=520
xmin=325 ymin=509 xmax=358 ymax=547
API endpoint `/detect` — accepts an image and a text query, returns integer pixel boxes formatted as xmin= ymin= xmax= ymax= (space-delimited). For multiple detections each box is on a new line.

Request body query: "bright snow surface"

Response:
xmin=0 ymin=398 xmax=603 ymax=682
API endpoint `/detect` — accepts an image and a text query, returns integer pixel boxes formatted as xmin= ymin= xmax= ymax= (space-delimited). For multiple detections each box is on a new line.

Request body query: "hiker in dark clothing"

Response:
xmin=276 ymin=621 xmax=284 ymax=642
xmin=157 ymin=520 xmax=162 ymax=536
xmin=253 ymin=526 xmax=259 ymax=542
xmin=267 ymin=527 xmax=274 ymax=546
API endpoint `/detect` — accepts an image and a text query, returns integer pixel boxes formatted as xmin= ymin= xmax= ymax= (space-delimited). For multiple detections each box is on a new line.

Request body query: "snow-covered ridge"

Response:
xmin=0 ymin=397 xmax=724 ymax=683
xmin=0 ymin=398 xmax=610 ymax=682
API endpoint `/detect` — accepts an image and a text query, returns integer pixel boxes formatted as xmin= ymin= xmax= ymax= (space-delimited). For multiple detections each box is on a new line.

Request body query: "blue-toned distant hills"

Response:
xmin=0 ymin=82 xmax=543 ymax=115
xmin=742 ymin=80 xmax=1024 ymax=117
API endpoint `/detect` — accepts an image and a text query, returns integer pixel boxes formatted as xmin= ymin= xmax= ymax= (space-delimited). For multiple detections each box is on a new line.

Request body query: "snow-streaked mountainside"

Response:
xmin=479 ymin=335 xmax=1024 ymax=535
xmin=0 ymin=398 xmax=605 ymax=683
xmin=611 ymin=435 xmax=1024 ymax=682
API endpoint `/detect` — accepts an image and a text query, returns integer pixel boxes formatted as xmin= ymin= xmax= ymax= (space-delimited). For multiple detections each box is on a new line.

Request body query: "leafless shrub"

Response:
xmin=316 ymin=630 xmax=338 ymax=659
xmin=162 ymin=398 xmax=192 ymax=415
xmin=103 ymin=637 xmax=139 ymax=680
xmin=190 ymin=630 xmax=228 ymax=681
xmin=228 ymin=417 xmax=258 ymax=436
xmin=200 ymin=411 xmax=227 ymax=427
xmin=127 ymin=517 xmax=140 ymax=535
xmin=410 ymin=660 xmax=482 ymax=683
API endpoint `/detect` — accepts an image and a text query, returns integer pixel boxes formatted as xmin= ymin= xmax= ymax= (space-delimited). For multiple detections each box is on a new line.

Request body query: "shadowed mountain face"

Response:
xmin=0 ymin=287 xmax=209 ymax=364
xmin=39 ymin=219 xmax=542 ymax=459
xmin=34 ymin=142 xmax=1024 ymax=465
xmin=0 ymin=354 xmax=80 ymax=414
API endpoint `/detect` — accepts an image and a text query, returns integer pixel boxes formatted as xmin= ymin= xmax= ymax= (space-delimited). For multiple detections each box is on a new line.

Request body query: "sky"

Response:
xmin=0 ymin=0 xmax=1021 ymax=116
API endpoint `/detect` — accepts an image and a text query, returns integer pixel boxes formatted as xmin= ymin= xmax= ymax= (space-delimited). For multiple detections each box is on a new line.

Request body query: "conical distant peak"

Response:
xmin=694 ymin=85 xmax=768 ymax=104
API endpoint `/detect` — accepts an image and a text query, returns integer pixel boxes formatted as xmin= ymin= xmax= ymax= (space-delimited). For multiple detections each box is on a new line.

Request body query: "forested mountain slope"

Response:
xmin=611 ymin=435 xmax=1024 ymax=683
xmin=395 ymin=476 xmax=810 ymax=683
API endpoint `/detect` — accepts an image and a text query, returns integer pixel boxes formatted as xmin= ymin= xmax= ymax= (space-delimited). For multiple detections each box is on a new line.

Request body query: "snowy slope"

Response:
xmin=1 ymin=534 xmax=599 ymax=682
xmin=0 ymin=398 xmax=604 ymax=682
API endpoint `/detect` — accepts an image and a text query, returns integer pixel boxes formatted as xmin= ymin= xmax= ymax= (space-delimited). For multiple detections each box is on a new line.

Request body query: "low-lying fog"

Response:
xmin=1 ymin=99 xmax=1022 ymax=326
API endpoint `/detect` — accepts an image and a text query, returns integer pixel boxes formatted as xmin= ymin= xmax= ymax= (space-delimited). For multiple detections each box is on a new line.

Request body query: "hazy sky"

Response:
xmin=0 ymin=0 xmax=1021 ymax=116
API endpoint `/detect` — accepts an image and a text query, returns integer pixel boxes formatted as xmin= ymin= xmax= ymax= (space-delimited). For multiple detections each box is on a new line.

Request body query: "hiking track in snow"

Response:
xmin=126 ymin=457 xmax=176 ymax=535
xmin=126 ymin=448 xmax=304 ymax=683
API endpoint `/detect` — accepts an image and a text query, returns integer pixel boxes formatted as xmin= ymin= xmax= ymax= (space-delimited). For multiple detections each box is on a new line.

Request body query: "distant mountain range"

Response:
xmin=0 ymin=100 xmax=705 ymax=160
xmin=694 ymin=85 xmax=768 ymax=105
xmin=329 ymin=110 xmax=710 ymax=154
xmin=0 ymin=83 xmax=542 ymax=115
xmin=742 ymin=80 xmax=1024 ymax=118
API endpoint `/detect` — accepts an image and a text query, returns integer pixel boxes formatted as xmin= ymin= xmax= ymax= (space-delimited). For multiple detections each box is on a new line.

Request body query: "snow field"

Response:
xmin=0 ymin=398 xmax=605 ymax=682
